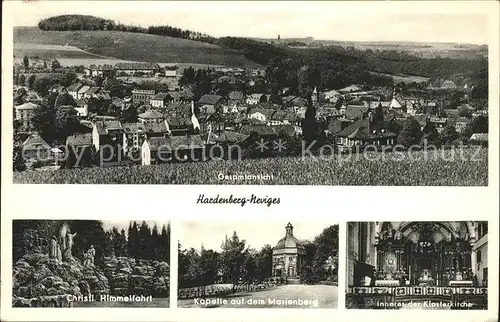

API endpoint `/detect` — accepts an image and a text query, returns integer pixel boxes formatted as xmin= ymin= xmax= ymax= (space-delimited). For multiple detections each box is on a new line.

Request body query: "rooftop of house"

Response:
xmin=94 ymin=120 xmax=123 ymax=135
xmin=115 ymin=62 xmax=161 ymax=70
xmin=22 ymin=134 xmax=51 ymax=150
xmin=337 ymin=117 xmax=396 ymax=140
xmin=66 ymin=133 xmax=93 ymax=147
xmin=151 ymin=92 xmax=172 ymax=101
xmin=122 ymin=122 xmax=146 ymax=133
xmin=228 ymin=91 xmax=245 ymax=100
xmin=146 ymin=135 xmax=206 ymax=151
xmin=198 ymin=94 xmax=223 ymax=105
xmin=67 ymin=83 xmax=83 ymax=92
xmin=15 ymin=102 xmax=39 ymax=110
xmin=138 ymin=110 xmax=165 ymax=119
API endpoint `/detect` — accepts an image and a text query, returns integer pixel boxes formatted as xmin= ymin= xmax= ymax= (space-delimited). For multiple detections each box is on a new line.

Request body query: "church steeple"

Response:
xmin=285 ymin=222 xmax=294 ymax=236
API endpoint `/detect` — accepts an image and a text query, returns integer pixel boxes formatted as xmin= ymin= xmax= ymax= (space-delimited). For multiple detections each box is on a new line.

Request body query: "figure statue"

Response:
xmin=49 ymin=235 xmax=57 ymax=259
xmin=83 ymin=252 xmax=90 ymax=267
xmin=65 ymin=230 xmax=77 ymax=253
xmin=84 ymin=245 xmax=96 ymax=267
xmin=395 ymin=230 xmax=402 ymax=240
xmin=88 ymin=245 xmax=95 ymax=264
xmin=56 ymin=243 xmax=62 ymax=264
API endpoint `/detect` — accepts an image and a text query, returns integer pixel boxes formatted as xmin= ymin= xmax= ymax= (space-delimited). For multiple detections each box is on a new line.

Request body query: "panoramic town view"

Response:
xmin=178 ymin=221 xmax=338 ymax=308
xmin=12 ymin=10 xmax=489 ymax=185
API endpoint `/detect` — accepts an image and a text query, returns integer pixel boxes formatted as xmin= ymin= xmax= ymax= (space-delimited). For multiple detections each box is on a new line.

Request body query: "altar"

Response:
xmin=449 ymin=280 xmax=473 ymax=287
xmin=375 ymin=280 xmax=400 ymax=287
xmin=418 ymin=269 xmax=435 ymax=286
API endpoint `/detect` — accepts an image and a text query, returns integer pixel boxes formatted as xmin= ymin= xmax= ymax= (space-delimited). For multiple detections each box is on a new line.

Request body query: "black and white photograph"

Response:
xmin=178 ymin=221 xmax=338 ymax=308
xmin=10 ymin=2 xmax=489 ymax=185
xmin=346 ymin=221 xmax=488 ymax=310
xmin=12 ymin=219 xmax=170 ymax=308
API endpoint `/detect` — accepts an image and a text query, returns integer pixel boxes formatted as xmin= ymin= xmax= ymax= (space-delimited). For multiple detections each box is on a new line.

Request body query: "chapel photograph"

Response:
xmin=346 ymin=221 xmax=488 ymax=310
xmin=12 ymin=219 xmax=170 ymax=308
xmin=177 ymin=221 xmax=339 ymax=308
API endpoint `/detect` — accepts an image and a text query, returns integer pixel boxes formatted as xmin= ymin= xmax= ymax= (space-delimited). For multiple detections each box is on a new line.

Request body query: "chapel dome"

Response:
xmin=274 ymin=223 xmax=305 ymax=250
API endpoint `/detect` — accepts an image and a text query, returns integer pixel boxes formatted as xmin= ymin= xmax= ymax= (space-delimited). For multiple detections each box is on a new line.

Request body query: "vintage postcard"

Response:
xmin=1 ymin=1 xmax=499 ymax=322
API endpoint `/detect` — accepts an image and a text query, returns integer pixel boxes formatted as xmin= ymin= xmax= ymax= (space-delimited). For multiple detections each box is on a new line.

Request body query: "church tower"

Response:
xmin=285 ymin=222 xmax=294 ymax=236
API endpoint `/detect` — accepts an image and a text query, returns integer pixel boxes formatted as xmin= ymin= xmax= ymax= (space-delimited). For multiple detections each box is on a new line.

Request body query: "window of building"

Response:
xmin=477 ymin=250 xmax=482 ymax=263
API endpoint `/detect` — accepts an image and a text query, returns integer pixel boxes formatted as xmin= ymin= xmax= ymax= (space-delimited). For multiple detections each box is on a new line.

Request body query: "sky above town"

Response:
xmin=179 ymin=221 xmax=337 ymax=251
xmin=10 ymin=1 xmax=490 ymax=45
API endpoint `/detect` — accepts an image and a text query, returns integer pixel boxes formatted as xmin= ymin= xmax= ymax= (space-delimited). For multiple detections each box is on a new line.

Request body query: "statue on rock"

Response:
xmin=56 ymin=243 xmax=62 ymax=264
xmin=84 ymin=245 xmax=96 ymax=267
xmin=49 ymin=235 xmax=57 ymax=259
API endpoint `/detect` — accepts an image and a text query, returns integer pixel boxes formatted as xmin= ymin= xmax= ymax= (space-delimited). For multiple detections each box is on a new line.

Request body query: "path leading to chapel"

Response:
xmin=178 ymin=284 xmax=338 ymax=308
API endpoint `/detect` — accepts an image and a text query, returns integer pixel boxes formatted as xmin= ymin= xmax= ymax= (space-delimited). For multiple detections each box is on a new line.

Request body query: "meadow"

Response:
xmin=14 ymin=27 xmax=261 ymax=67
xmin=13 ymin=148 xmax=488 ymax=186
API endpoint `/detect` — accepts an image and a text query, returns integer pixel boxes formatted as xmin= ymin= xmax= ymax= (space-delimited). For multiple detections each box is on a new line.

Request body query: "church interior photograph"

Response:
xmin=346 ymin=221 xmax=488 ymax=310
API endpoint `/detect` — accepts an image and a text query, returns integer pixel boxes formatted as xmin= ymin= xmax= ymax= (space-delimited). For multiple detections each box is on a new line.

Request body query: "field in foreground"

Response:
xmin=13 ymin=148 xmax=488 ymax=185
xmin=178 ymin=285 xmax=337 ymax=308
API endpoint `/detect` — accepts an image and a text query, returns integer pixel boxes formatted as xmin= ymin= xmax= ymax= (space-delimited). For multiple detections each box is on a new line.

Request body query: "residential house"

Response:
xmin=248 ymin=108 xmax=276 ymax=124
xmin=323 ymin=89 xmax=342 ymax=103
xmin=246 ymin=93 xmax=267 ymax=105
xmin=338 ymin=85 xmax=363 ymax=93
xmin=22 ymin=133 xmax=51 ymax=163
xmin=144 ymin=121 xmax=170 ymax=137
xmin=75 ymin=99 xmax=89 ymax=117
xmin=470 ymin=133 xmax=488 ymax=144
xmin=414 ymin=114 xmax=428 ymax=131
xmin=336 ymin=114 xmax=396 ymax=147
xmin=66 ymin=133 xmax=94 ymax=167
xmin=167 ymin=117 xmax=192 ymax=136
xmin=141 ymin=135 xmax=210 ymax=165
xmin=429 ymin=117 xmax=448 ymax=133
xmin=269 ymin=110 xmax=287 ymax=126
xmin=138 ymin=110 xmax=165 ymax=124
xmin=97 ymin=90 xmax=112 ymax=101
xmin=114 ymin=62 xmax=161 ymax=76
xmin=50 ymin=84 xmax=66 ymax=94
xmin=198 ymin=94 xmax=223 ymax=113
xmin=85 ymin=65 xmax=115 ymax=78
xmin=150 ymin=92 xmax=172 ymax=109
xmin=84 ymin=87 xmax=101 ymax=99
xmin=198 ymin=114 xmax=225 ymax=134
xmin=455 ymin=118 xmax=472 ymax=133
xmin=15 ymin=102 xmax=38 ymax=129
xmin=342 ymin=104 xmax=370 ymax=121
xmin=283 ymin=112 xmax=300 ymax=126
xmin=228 ymin=91 xmax=245 ymax=106
xmin=164 ymin=66 xmax=178 ymax=77
xmin=132 ymin=89 xmax=156 ymax=105
xmin=76 ymin=85 xmax=90 ymax=100
xmin=167 ymin=88 xmax=194 ymax=102
xmin=92 ymin=120 xmax=124 ymax=163
xmin=67 ymin=83 xmax=83 ymax=100
xmin=122 ymin=122 xmax=147 ymax=154
xmin=441 ymin=80 xmax=458 ymax=90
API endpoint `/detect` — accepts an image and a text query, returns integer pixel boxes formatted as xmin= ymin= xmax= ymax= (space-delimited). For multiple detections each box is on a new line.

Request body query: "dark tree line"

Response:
xmin=13 ymin=220 xmax=170 ymax=265
xmin=37 ymin=14 xmax=216 ymax=44
xmin=125 ymin=221 xmax=171 ymax=262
